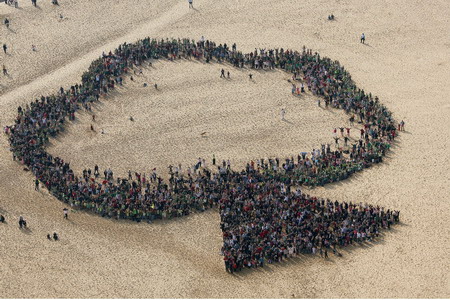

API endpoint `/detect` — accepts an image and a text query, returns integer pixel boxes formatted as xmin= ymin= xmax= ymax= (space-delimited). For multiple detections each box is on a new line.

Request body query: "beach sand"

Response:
xmin=0 ymin=0 xmax=449 ymax=298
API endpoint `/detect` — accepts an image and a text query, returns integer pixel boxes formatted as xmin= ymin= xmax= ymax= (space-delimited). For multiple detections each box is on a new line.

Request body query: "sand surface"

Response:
xmin=0 ymin=0 xmax=449 ymax=298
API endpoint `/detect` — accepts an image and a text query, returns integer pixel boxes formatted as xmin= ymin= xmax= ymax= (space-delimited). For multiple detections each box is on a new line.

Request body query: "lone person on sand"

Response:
xmin=360 ymin=33 xmax=366 ymax=44
xmin=280 ymin=108 xmax=286 ymax=121
xmin=63 ymin=208 xmax=68 ymax=219
xmin=19 ymin=216 xmax=27 ymax=229
xmin=188 ymin=0 xmax=193 ymax=9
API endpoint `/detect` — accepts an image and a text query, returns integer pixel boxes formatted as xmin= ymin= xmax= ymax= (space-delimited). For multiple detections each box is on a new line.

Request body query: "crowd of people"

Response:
xmin=6 ymin=37 xmax=400 ymax=272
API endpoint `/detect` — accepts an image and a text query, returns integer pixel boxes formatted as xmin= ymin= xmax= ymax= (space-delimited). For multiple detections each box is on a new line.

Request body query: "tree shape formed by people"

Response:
xmin=7 ymin=38 xmax=400 ymax=273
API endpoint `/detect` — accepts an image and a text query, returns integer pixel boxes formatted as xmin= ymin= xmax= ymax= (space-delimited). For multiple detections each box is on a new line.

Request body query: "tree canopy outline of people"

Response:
xmin=7 ymin=37 xmax=401 ymax=273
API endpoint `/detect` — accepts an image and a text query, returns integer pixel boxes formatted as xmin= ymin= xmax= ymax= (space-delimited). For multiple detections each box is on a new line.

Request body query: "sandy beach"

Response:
xmin=0 ymin=0 xmax=449 ymax=298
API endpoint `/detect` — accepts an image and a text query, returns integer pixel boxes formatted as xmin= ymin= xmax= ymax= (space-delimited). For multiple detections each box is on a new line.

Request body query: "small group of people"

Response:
xmin=4 ymin=0 xmax=18 ymax=8
xmin=220 ymin=68 xmax=230 ymax=79
xmin=47 ymin=232 xmax=59 ymax=241
xmin=7 ymin=37 xmax=400 ymax=272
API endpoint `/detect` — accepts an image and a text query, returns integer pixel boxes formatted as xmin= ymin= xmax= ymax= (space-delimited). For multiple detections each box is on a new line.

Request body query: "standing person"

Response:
xmin=63 ymin=208 xmax=68 ymax=219
xmin=2 ymin=65 xmax=7 ymax=76
xmin=188 ymin=0 xmax=193 ymax=9
xmin=212 ymin=154 xmax=216 ymax=166
xmin=360 ymin=33 xmax=365 ymax=44
xmin=35 ymin=179 xmax=39 ymax=191
xmin=346 ymin=127 xmax=351 ymax=137
xmin=280 ymin=108 xmax=286 ymax=121
xmin=334 ymin=136 xmax=340 ymax=148
xmin=2 ymin=43 xmax=7 ymax=54
xmin=19 ymin=216 xmax=26 ymax=229
xmin=220 ymin=68 xmax=225 ymax=78
xmin=4 ymin=18 xmax=10 ymax=29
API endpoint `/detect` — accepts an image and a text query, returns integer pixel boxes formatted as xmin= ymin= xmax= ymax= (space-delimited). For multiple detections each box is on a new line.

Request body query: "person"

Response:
xmin=47 ymin=234 xmax=52 ymax=240
xmin=2 ymin=65 xmax=7 ymax=76
xmin=32 ymin=45 xmax=37 ymax=52
xmin=227 ymin=71 xmax=230 ymax=79
xmin=19 ymin=216 xmax=26 ymax=229
xmin=188 ymin=0 xmax=193 ymax=8
xmin=212 ymin=154 xmax=216 ymax=165
xmin=53 ymin=232 xmax=59 ymax=241
xmin=349 ymin=114 xmax=355 ymax=125
xmin=249 ymin=73 xmax=253 ymax=80
xmin=31 ymin=0 xmax=36 ymax=6
xmin=63 ymin=208 xmax=68 ymax=219
xmin=280 ymin=108 xmax=286 ymax=121
xmin=3 ymin=44 xmax=7 ymax=54
xmin=400 ymin=120 xmax=405 ymax=131
xmin=4 ymin=18 xmax=10 ymax=29
xmin=0 ymin=214 xmax=5 ymax=223
xmin=361 ymin=33 xmax=366 ymax=44
xmin=220 ymin=68 xmax=225 ymax=78
xmin=35 ymin=179 xmax=39 ymax=191
xmin=344 ymin=136 xmax=349 ymax=146
xmin=52 ymin=0 xmax=58 ymax=5
xmin=334 ymin=136 xmax=340 ymax=147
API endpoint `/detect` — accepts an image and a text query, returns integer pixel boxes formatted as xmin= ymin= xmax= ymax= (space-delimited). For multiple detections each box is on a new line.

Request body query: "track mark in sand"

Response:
xmin=7 ymin=38 xmax=401 ymax=274
xmin=0 ymin=0 xmax=198 ymax=115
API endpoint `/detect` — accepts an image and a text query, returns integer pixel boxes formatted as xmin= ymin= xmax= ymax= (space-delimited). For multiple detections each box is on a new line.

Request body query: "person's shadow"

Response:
xmin=282 ymin=119 xmax=294 ymax=125
xmin=21 ymin=227 xmax=33 ymax=235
